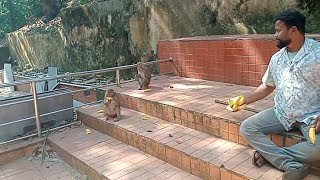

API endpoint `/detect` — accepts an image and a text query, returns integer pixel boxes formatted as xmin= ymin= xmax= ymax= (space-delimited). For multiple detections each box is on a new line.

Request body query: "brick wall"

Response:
xmin=158 ymin=35 xmax=279 ymax=87
xmin=0 ymin=74 xmax=31 ymax=92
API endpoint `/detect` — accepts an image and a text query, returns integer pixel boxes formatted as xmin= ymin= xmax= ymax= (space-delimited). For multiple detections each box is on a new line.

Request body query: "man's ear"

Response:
xmin=291 ymin=26 xmax=297 ymax=32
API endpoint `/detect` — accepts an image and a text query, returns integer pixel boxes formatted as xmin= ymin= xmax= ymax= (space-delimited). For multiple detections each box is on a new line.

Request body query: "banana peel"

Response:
xmin=155 ymin=123 xmax=165 ymax=129
xmin=142 ymin=115 xmax=150 ymax=120
xmin=227 ymin=95 xmax=246 ymax=112
xmin=85 ymin=129 xmax=92 ymax=135
xmin=226 ymin=104 xmax=246 ymax=112
xmin=309 ymin=126 xmax=316 ymax=144
xmin=144 ymin=89 xmax=152 ymax=92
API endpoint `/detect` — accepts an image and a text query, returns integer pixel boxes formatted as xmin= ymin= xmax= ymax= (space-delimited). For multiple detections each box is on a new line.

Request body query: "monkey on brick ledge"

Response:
xmin=135 ymin=62 xmax=151 ymax=90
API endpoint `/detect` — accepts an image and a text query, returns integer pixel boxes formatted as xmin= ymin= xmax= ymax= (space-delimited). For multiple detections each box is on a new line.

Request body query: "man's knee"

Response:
xmin=240 ymin=117 xmax=258 ymax=136
xmin=240 ymin=118 xmax=249 ymax=136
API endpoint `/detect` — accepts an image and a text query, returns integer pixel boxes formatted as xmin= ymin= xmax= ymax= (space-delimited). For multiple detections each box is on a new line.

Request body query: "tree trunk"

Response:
xmin=7 ymin=0 xmax=15 ymax=31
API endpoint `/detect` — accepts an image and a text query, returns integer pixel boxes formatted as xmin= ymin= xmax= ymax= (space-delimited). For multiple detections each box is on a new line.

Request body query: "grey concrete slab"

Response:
xmin=3 ymin=63 xmax=14 ymax=92
xmin=48 ymin=67 xmax=58 ymax=90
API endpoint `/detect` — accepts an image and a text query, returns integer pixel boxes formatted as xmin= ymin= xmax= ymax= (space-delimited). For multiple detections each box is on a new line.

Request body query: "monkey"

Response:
xmin=103 ymin=89 xmax=121 ymax=122
xmin=135 ymin=62 xmax=151 ymax=90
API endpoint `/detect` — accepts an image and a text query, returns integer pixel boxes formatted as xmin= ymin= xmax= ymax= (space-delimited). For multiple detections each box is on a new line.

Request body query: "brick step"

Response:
xmin=77 ymin=105 xmax=320 ymax=180
xmin=118 ymin=92 xmax=306 ymax=147
xmin=99 ymin=75 xmax=305 ymax=147
xmin=47 ymin=127 xmax=199 ymax=180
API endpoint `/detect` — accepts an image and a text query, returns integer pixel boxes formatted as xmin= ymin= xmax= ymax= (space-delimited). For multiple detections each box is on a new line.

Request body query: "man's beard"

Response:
xmin=276 ymin=39 xmax=291 ymax=49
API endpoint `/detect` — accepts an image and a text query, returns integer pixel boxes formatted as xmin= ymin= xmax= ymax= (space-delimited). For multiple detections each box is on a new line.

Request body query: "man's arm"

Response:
xmin=244 ymin=83 xmax=275 ymax=105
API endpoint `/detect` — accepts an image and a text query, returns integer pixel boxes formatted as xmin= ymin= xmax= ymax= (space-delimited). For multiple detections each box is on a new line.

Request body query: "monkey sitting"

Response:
xmin=103 ymin=89 xmax=121 ymax=122
xmin=135 ymin=62 xmax=151 ymax=90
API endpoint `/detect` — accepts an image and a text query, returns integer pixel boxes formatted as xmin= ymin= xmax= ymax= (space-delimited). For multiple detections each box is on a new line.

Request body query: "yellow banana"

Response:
xmin=309 ymin=127 xmax=316 ymax=144
xmin=227 ymin=95 xmax=246 ymax=111
xmin=142 ymin=115 xmax=150 ymax=120
xmin=85 ymin=129 xmax=92 ymax=135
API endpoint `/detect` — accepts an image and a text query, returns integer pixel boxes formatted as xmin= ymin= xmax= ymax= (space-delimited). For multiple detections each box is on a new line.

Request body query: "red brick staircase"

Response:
xmin=50 ymin=34 xmax=320 ymax=179
xmin=48 ymin=75 xmax=319 ymax=180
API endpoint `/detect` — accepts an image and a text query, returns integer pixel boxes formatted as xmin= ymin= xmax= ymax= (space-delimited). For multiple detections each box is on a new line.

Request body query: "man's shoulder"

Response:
xmin=306 ymin=38 xmax=320 ymax=51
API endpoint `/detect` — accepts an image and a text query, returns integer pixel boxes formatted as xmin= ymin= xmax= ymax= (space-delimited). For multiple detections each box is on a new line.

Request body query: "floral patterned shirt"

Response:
xmin=262 ymin=38 xmax=320 ymax=130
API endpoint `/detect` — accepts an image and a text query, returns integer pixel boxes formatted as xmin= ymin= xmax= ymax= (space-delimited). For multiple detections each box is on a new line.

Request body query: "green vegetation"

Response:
xmin=293 ymin=0 xmax=320 ymax=33
xmin=0 ymin=0 xmax=42 ymax=39
xmin=0 ymin=0 xmax=94 ymax=39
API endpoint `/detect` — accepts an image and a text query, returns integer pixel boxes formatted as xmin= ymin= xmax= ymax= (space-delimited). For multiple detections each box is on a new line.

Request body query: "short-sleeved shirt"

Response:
xmin=262 ymin=38 xmax=320 ymax=130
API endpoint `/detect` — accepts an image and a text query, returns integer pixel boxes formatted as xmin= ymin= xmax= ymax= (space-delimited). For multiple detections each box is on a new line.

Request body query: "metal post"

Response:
xmin=169 ymin=57 xmax=180 ymax=76
xmin=31 ymin=82 xmax=41 ymax=137
xmin=116 ymin=69 xmax=121 ymax=87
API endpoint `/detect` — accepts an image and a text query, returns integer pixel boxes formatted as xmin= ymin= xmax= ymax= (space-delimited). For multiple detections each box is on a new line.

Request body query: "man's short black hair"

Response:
xmin=274 ymin=9 xmax=306 ymax=34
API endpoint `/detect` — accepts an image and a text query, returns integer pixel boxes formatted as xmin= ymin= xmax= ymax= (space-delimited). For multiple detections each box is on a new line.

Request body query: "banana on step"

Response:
xmin=309 ymin=126 xmax=316 ymax=144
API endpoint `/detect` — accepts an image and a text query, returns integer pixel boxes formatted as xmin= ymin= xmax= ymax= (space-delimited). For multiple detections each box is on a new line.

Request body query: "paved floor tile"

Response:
xmin=48 ymin=127 xmax=196 ymax=180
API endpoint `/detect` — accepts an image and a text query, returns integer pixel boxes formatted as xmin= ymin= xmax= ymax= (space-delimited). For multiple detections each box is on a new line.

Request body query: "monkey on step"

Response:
xmin=135 ymin=62 xmax=151 ymax=90
xmin=103 ymin=89 xmax=121 ymax=122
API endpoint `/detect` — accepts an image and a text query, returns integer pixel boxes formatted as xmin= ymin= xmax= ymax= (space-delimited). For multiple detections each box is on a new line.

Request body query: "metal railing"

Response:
xmin=0 ymin=58 xmax=173 ymax=145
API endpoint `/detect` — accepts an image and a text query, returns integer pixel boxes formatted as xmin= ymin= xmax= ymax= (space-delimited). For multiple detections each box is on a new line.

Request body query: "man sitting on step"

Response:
xmin=228 ymin=9 xmax=320 ymax=180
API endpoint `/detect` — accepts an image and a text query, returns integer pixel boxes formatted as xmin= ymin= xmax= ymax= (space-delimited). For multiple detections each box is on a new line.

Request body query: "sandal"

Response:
xmin=252 ymin=150 xmax=267 ymax=167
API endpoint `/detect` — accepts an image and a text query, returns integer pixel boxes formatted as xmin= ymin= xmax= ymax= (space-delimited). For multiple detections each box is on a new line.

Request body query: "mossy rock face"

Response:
xmin=6 ymin=0 xmax=135 ymax=72
xmin=5 ymin=0 xmax=319 ymax=74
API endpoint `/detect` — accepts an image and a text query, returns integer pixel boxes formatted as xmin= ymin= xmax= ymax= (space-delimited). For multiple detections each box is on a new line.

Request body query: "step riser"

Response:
xmin=0 ymin=140 xmax=42 ymax=166
xmin=48 ymin=139 xmax=108 ymax=180
xmin=118 ymin=94 xmax=303 ymax=148
xmin=78 ymin=111 xmax=247 ymax=180
xmin=118 ymin=94 xmax=242 ymax=143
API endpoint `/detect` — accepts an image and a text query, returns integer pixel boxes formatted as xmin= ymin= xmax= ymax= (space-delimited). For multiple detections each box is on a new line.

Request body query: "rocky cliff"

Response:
xmin=6 ymin=0 xmax=297 ymax=72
